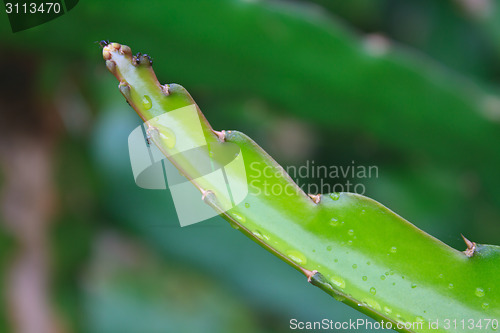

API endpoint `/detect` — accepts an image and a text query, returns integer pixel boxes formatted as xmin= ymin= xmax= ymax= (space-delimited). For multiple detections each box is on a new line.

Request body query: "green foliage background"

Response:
xmin=0 ymin=0 xmax=499 ymax=332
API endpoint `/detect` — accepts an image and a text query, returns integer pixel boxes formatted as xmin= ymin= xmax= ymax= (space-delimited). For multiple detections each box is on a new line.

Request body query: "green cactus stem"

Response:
xmin=102 ymin=41 xmax=500 ymax=333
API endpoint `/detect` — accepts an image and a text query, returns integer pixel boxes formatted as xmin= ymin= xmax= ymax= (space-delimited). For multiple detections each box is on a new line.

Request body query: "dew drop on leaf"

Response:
xmin=475 ymin=288 xmax=485 ymax=297
xmin=331 ymin=275 xmax=346 ymax=289
xmin=142 ymin=95 xmax=152 ymax=110
xmin=287 ymin=250 xmax=307 ymax=265
xmin=330 ymin=192 xmax=340 ymax=201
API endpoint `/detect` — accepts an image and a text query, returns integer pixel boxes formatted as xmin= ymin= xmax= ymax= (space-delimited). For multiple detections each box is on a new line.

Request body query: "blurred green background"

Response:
xmin=1 ymin=0 xmax=499 ymax=332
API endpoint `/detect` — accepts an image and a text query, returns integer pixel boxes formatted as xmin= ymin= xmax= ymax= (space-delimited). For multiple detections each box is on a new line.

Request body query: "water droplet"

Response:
xmin=142 ymin=95 xmax=152 ymax=110
xmin=390 ymin=246 xmax=397 ymax=253
xmin=348 ymin=229 xmax=354 ymax=236
xmin=150 ymin=124 xmax=176 ymax=149
xmin=370 ymin=287 xmax=376 ymax=295
xmin=232 ymin=212 xmax=246 ymax=223
xmin=383 ymin=306 xmax=392 ymax=315
xmin=326 ymin=245 xmax=332 ymax=251
xmin=475 ymin=287 xmax=485 ymax=297
xmin=362 ymin=276 xmax=368 ymax=281
xmin=330 ymin=192 xmax=340 ymax=201
xmin=329 ymin=217 xmax=340 ymax=227
xmin=362 ymin=298 xmax=381 ymax=311
xmin=252 ymin=230 xmax=269 ymax=241
xmin=482 ymin=303 xmax=489 ymax=310
xmin=334 ymin=258 xmax=338 ymax=263
xmin=330 ymin=275 xmax=346 ymax=289
xmin=366 ymin=261 xmax=371 ymax=265
xmin=438 ymin=273 xmax=444 ymax=279
xmin=361 ymin=209 xmax=366 ymax=215
xmin=416 ymin=316 xmax=425 ymax=323
xmin=332 ymin=294 xmax=346 ymax=302
xmin=352 ymin=264 xmax=357 ymax=269
xmin=385 ymin=271 xmax=390 ymax=276
xmin=347 ymin=240 xmax=353 ymax=245
xmin=448 ymin=283 xmax=454 ymax=289
xmin=380 ymin=275 xmax=386 ymax=280
xmin=229 ymin=221 xmax=239 ymax=230
xmin=244 ymin=203 xmax=250 ymax=208
xmin=287 ymin=250 xmax=307 ymax=265
xmin=411 ymin=283 xmax=417 ymax=289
